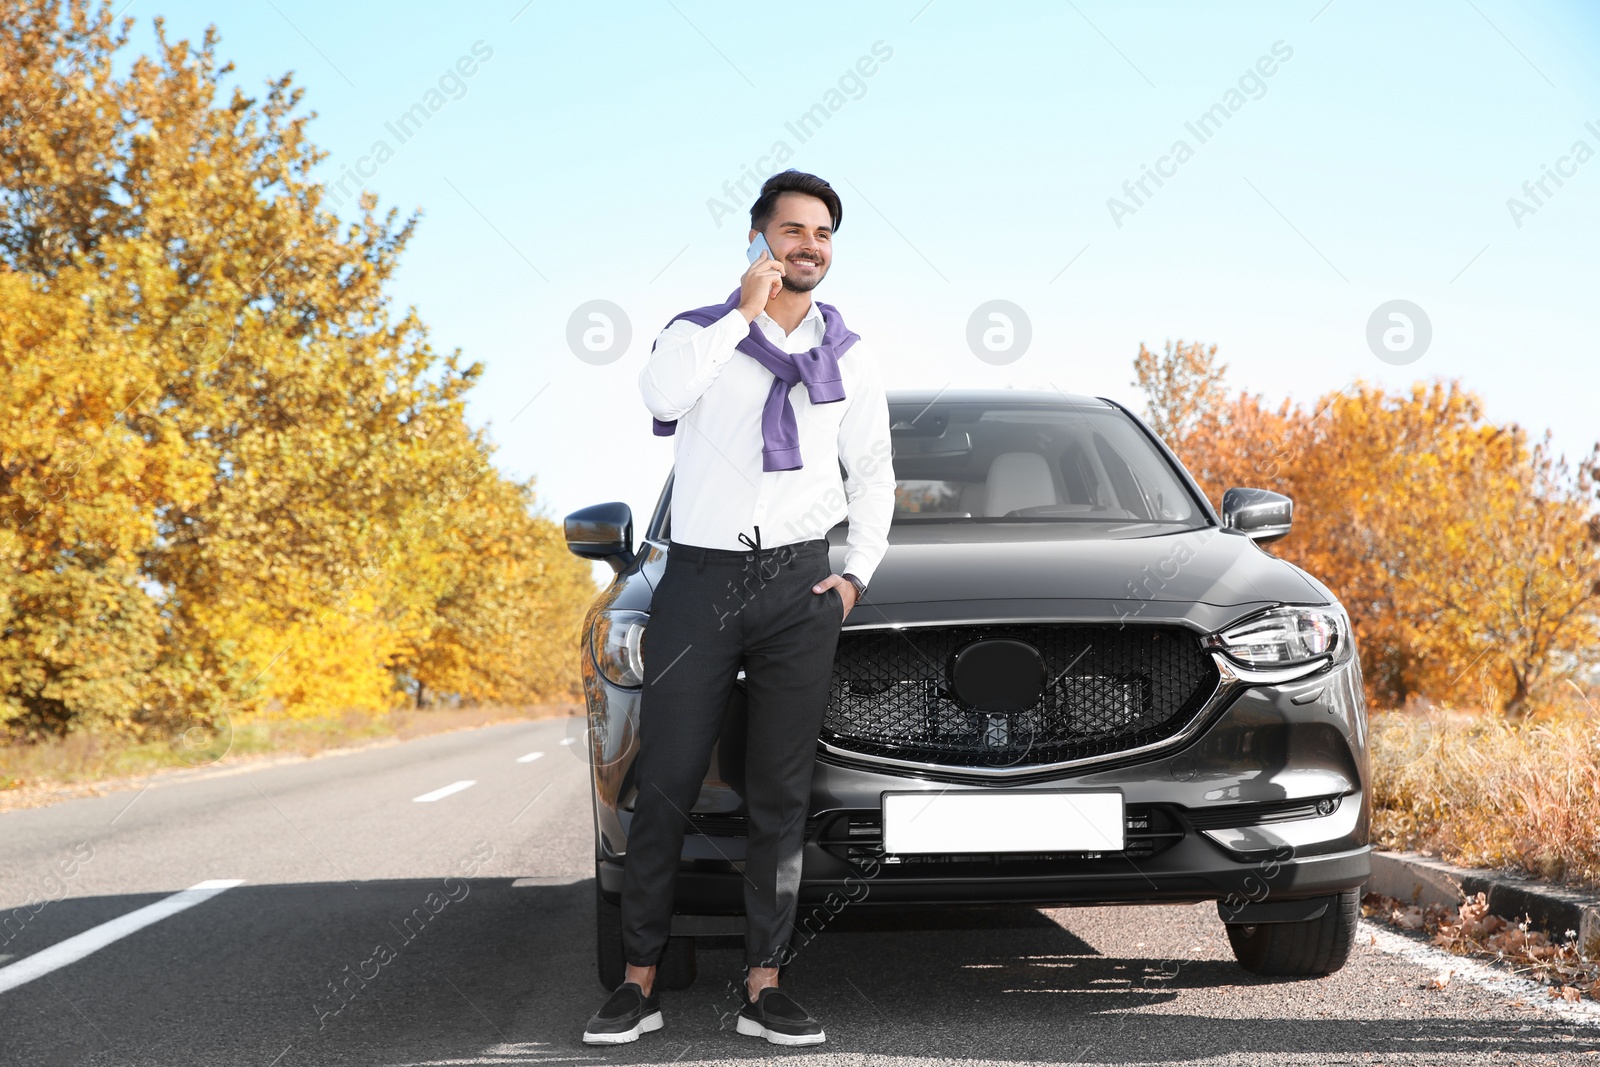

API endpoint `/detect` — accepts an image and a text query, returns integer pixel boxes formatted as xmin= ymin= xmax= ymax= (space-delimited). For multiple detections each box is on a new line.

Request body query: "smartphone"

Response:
xmin=746 ymin=233 xmax=774 ymax=264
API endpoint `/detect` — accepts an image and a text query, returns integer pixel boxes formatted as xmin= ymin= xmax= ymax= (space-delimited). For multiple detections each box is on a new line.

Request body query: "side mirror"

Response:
xmin=1221 ymin=487 xmax=1293 ymax=543
xmin=565 ymin=501 xmax=635 ymax=573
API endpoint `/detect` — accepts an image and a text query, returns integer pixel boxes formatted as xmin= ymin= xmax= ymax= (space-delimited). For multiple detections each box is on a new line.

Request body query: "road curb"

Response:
xmin=1367 ymin=850 xmax=1600 ymax=959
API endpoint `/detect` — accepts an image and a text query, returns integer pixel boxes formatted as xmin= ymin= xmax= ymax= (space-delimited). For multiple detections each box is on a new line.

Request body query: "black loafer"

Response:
xmin=736 ymin=986 xmax=825 ymax=1046
xmin=582 ymin=982 xmax=663 ymax=1044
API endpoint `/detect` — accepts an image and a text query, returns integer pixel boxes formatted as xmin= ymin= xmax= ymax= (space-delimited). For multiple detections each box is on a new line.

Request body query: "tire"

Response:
xmin=594 ymin=875 xmax=699 ymax=991
xmin=1225 ymin=887 xmax=1360 ymax=977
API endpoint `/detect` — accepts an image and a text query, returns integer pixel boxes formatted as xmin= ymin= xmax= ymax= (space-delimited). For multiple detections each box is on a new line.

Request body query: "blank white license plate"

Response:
xmin=882 ymin=791 xmax=1124 ymax=854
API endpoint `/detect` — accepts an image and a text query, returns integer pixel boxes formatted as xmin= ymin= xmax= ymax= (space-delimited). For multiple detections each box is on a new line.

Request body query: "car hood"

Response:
xmin=613 ymin=523 xmax=1329 ymax=633
xmin=835 ymin=523 xmax=1324 ymax=610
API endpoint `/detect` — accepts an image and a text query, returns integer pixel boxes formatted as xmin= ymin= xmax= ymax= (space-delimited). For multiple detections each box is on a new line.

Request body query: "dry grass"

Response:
xmin=0 ymin=701 xmax=582 ymax=813
xmin=1370 ymin=698 xmax=1600 ymax=887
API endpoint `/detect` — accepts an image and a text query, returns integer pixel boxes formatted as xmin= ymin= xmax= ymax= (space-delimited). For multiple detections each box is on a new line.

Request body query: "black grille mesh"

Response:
xmin=823 ymin=625 xmax=1218 ymax=768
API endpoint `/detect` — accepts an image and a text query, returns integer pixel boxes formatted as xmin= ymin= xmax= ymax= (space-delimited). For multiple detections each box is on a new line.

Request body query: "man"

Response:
xmin=582 ymin=170 xmax=894 ymax=1046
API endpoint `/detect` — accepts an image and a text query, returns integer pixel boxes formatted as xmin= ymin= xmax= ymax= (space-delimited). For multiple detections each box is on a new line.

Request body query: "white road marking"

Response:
xmin=383 ymin=1045 xmax=602 ymax=1066
xmin=515 ymin=751 xmax=544 ymax=763
xmin=558 ymin=738 xmax=577 ymax=747
xmin=484 ymin=1043 xmax=593 ymax=1057
xmin=0 ymin=879 xmax=244 ymax=995
xmin=1362 ymin=920 xmax=1600 ymax=1026
xmin=383 ymin=1056 xmax=601 ymax=1066
xmin=413 ymin=780 xmax=477 ymax=803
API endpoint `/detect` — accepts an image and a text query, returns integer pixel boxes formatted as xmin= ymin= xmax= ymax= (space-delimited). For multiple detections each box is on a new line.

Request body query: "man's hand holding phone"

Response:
xmin=738 ymin=235 xmax=784 ymax=322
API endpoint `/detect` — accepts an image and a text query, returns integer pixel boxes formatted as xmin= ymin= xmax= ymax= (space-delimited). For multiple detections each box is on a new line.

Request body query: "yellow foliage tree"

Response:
xmin=1135 ymin=341 xmax=1600 ymax=714
xmin=1131 ymin=339 xmax=1231 ymax=443
xmin=1 ymin=0 xmax=595 ymax=740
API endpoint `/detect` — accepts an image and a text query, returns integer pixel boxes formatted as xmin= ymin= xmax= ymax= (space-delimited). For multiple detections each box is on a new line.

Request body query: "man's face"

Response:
xmin=751 ymin=192 xmax=833 ymax=294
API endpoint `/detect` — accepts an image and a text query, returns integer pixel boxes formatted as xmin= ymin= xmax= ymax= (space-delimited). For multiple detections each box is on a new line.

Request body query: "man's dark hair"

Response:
xmin=749 ymin=169 xmax=842 ymax=234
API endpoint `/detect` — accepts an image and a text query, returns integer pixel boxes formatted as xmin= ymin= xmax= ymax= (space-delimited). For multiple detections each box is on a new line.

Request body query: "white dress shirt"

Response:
xmin=638 ymin=298 xmax=896 ymax=586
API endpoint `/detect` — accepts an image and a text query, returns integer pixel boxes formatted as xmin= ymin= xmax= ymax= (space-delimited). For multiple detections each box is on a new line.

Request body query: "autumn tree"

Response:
xmin=1134 ymin=341 xmax=1600 ymax=714
xmin=0 ymin=0 xmax=594 ymax=741
xmin=1132 ymin=339 xmax=1231 ymax=442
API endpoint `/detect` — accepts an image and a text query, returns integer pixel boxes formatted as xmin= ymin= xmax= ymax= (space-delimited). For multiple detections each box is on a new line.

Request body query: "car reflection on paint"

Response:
xmin=564 ymin=390 xmax=1371 ymax=991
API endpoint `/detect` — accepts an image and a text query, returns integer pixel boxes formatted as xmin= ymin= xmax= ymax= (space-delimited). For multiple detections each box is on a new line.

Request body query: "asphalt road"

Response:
xmin=3 ymin=718 xmax=1598 ymax=1066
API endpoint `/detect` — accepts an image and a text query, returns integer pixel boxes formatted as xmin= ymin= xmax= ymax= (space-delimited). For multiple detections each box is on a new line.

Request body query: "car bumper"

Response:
xmin=592 ymin=636 xmax=1372 ymax=916
xmin=596 ymin=838 xmax=1372 ymax=912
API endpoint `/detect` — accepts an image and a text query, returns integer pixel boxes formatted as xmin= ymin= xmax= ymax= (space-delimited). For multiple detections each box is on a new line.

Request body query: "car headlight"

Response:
xmin=591 ymin=610 xmax=647 ymax=688
xmin=1206 ymin=606 xmax=1345 ymax=670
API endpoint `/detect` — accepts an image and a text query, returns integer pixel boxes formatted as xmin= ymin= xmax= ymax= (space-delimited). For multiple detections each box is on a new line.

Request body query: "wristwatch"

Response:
xmin=842 ymin=572 xmax=868 ymax=600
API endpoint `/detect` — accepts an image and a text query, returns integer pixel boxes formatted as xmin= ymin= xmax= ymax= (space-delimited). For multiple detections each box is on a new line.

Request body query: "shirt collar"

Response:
xmin=755 ymin=298 xmax=823 ymax=333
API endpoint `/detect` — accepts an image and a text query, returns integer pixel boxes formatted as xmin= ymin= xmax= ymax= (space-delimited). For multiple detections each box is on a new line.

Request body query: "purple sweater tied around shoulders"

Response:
xmin=650 ymin=288 xmax=859 ymax=472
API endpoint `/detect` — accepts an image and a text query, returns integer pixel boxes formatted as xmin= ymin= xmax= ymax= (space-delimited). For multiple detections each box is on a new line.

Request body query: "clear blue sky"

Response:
xmin=134 ymin=0 xmax=1599 ymax=554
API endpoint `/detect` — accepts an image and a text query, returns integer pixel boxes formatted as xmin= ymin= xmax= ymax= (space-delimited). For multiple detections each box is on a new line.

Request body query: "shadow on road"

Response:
xmin=1 ymin=880 xmax=1595 ymax=1065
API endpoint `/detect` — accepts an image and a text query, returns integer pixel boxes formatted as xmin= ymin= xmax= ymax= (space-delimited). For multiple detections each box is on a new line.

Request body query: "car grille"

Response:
xmin=822 ymin=624 xmax=1219 ymax=769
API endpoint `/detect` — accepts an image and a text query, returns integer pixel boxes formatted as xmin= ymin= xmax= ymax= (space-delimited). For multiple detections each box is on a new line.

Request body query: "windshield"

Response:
xmin=889 ymin=401 xmax=1204 ymax=526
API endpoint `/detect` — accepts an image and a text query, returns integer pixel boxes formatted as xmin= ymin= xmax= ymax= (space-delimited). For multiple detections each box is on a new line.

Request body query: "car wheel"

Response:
xmin=595 ymin=877 xmax=625 ymax=991
xmin=1224 ymin=887 xmax=1360 ymax=977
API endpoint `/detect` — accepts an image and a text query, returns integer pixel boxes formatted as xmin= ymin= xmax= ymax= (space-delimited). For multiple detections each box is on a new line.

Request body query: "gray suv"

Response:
xmin=566 ymin=390 xmax=1370 ymax=989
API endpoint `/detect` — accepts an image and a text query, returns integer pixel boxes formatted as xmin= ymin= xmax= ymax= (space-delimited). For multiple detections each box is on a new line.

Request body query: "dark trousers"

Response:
xmin=620 ymin=536 xmax=843 ymax=969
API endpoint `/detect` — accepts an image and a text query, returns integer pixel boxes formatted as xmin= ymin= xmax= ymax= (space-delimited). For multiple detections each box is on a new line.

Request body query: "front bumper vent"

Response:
xmin=816 ymin=805 xmax=1185 ymax=871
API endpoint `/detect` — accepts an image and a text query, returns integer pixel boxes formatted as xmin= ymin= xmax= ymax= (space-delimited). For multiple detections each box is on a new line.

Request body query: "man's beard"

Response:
xmin=781 ymin=256 xmax=826 ymax=293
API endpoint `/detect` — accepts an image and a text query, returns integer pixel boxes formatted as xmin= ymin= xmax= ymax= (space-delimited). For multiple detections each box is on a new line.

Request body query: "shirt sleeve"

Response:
xmin=637 ymin=308 xmax=750 ymax=422
xmin=837 ymin=342 xmax=896 ymax=586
